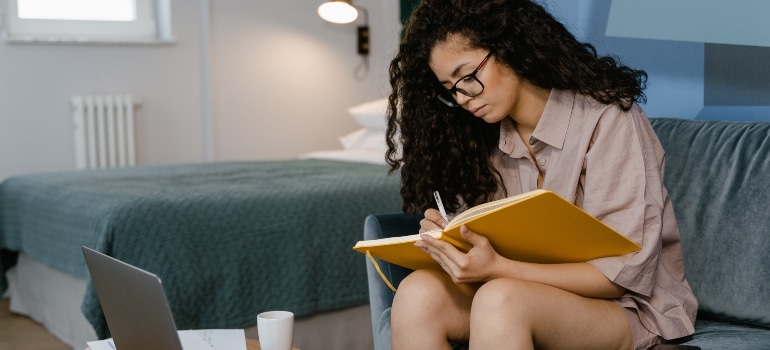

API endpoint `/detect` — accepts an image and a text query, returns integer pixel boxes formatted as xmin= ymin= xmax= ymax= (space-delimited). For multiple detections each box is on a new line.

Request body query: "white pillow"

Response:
xmin=338 ymin=127 xmax=387 ymax=151
xmin=300 ymin=149 xmax=387 ymax=165
xmin=339 ymin=128 xmax=367 ymax=150
xmin=347 ymin=98 xmax=388 ymax=131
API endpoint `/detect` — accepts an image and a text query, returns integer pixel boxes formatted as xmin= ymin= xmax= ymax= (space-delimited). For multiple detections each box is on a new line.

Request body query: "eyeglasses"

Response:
xmin=437 ymin=52 xmax=492 ymax=107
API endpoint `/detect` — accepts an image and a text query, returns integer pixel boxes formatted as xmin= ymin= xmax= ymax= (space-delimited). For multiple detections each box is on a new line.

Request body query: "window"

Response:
xmin=2 ymin=0 xmax=172 ymax=43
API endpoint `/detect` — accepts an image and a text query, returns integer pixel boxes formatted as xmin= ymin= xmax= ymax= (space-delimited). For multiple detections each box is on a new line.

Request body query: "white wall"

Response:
xmin=210 ymin=0 xmax=400 ymax=161
xmin=0 ymin=0 xmax=401 ymax=181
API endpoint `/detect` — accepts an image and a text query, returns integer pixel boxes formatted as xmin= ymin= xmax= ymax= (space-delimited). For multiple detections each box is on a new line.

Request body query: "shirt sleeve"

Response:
xmin=581 ymin=105 xmax=667 ymax=297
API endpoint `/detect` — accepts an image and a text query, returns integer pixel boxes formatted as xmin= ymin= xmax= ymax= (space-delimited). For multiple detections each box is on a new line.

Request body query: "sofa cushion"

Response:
xmin=364 ymin=213 xmax=421 ymax=350
xmin=679 ymin=318 xmax=770 ymax=350
xmin=649 ymin=118 xmax=770 ymax=328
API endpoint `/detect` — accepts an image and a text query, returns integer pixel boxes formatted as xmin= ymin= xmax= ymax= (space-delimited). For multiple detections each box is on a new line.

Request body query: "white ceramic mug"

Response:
xmin=257 ymin=311 xmax=294 ymax=350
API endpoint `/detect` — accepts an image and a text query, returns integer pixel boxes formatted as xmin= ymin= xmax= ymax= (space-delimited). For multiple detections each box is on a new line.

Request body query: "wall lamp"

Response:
xmin=318 ymin=0 xmax=370 ymax=58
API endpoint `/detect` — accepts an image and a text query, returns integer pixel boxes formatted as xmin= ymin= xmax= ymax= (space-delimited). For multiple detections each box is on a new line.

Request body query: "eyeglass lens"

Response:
xmin=438 ymin=77 xmax=484 ymax=107
xmin=437 ymin=53 xmax=491 ymax=107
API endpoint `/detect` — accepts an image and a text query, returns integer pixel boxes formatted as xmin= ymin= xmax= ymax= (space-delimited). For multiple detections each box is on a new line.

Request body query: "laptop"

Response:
xmin=82 ymin=246 xmax=184 ymax=350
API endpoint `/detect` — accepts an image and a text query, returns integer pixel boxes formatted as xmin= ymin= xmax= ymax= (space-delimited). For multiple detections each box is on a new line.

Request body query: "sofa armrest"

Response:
xmin=364 ymin=213 xmax=420 ymax=350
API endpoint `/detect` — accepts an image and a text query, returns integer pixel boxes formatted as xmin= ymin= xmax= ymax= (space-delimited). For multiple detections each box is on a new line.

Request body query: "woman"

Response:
xmin=384 ymin=0 xmax=697 ymax=349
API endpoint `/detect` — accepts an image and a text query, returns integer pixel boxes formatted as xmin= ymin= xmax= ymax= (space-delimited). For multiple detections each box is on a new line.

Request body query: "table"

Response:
xmin=87 ymin=338 xmax=298 ymax=350
xmin=246 ymin=338 xmax=301 ymax=350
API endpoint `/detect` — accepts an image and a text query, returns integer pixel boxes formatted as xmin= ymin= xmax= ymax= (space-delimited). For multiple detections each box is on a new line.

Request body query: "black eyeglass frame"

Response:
xmin=436 ymin=52 xmax=493 ymax=107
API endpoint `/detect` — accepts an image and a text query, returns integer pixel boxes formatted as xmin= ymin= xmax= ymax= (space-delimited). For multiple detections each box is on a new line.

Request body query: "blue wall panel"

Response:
xmin=548 ymin=0 xmax=770 ymax=121
xmin=548 ymin=0 xmax=704 ymax=119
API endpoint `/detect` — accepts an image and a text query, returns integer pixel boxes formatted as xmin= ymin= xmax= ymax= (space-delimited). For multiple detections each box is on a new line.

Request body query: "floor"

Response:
xmin=0 ymin=297 xmax=71 ymax=350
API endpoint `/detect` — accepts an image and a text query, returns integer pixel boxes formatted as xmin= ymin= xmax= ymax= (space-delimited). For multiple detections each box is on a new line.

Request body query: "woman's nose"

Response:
xmin=454 ymin=93 xmax=473 ymax=106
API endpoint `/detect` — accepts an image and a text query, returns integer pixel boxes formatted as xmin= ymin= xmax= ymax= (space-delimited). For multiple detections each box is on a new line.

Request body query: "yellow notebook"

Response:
xmin=354 ymin=189 xmax=641 ymax=274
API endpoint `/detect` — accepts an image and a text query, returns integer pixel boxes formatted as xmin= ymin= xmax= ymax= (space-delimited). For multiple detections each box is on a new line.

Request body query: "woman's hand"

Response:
xmin=414 ymin=218 xmax=624 ymax=297
xmin=419 ymin=208 xmax=447 ymax=233
xmin=415 ymin=224 xmax=504 ymax=284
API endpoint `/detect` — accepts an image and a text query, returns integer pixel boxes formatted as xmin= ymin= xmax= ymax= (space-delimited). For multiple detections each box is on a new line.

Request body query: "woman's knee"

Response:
xmin=471 ymin=278 xmax=537 ymax=316
xmin=397 ymin=269 xmax=448 ymax=295
xmin=393 ymin=269 xmax=450 ymax=310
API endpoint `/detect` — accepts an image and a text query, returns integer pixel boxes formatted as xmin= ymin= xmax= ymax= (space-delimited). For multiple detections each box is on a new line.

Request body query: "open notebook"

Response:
xmin=81 ymin=246 xmax=246 ymax=350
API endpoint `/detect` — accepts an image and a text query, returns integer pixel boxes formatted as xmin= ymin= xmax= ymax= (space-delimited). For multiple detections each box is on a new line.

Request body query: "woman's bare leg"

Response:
xmin=391 ymin=269 xmax=479 ymax=349
xmin=469 ymin=278 xmax=633 ymax=350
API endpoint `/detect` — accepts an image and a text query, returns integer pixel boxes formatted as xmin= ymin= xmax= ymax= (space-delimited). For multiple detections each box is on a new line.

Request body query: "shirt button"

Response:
xmin=538 ymin=158 xmax=546 ymax=166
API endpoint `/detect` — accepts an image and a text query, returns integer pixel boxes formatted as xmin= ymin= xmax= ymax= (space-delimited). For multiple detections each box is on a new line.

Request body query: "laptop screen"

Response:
xmin=82 ymin=246 xmax=183 ymax=350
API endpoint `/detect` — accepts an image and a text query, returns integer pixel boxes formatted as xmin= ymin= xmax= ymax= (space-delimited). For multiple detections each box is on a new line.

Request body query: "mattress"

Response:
xmin=0 ymin=159 xmax=403 ymax=341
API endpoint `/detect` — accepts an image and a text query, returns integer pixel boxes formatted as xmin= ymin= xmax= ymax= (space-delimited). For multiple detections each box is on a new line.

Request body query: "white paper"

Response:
xmin=86 ymin=329 xmax=245 ymax=350
xmin=191 ymin=329 xmax=247 ymax=350
xmin=178 ymin=330 xmax=215 ymax=350
xmin=86 ymin=338 xmax=116 ymax=350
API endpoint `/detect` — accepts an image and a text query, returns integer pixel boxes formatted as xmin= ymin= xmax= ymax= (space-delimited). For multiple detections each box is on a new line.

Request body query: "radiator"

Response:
xmin=71 ymin=95 xmax=140 ymax=169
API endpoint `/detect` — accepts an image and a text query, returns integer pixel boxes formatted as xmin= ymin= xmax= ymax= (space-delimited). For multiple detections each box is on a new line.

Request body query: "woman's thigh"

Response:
xmin=470 ymin=278 xmax=633 ymax=350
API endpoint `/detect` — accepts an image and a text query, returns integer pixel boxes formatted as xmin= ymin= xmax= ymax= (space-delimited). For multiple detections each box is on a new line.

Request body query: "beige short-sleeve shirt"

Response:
xmin=491 ymin=89 xmax=697 ymax=339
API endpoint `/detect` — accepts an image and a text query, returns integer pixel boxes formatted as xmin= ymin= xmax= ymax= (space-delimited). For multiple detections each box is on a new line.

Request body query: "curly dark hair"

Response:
xmin=386 ymin=0 xmax=648 ymax=215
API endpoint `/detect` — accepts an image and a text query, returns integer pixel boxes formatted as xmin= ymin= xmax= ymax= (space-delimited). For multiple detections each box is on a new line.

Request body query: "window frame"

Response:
xmin=1 ymin=0 xmax=173 ymax=44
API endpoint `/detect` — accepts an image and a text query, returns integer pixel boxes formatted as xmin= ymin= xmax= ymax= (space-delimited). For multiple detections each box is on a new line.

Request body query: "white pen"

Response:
xmin=433 ymin=191 xmax=449 ymax=222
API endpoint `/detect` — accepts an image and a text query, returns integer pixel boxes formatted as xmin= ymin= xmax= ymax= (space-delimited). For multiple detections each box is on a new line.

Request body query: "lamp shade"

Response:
xmin=318 ymin=0 xmax=358 ymax=24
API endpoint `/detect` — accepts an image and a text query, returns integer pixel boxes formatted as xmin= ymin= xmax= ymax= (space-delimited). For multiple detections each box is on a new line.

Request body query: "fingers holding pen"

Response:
xmin=415 ymin=225 xmax=500 ymax=283
xmin=419 ymin=208 xmax=447 ymax=233
xmin=419 ymin=191 xmax=449 ymax=234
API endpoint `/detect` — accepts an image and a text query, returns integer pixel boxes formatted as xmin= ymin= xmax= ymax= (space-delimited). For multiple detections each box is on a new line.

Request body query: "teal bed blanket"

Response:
xmin=0 ymin=159 xmax=403 ymax=338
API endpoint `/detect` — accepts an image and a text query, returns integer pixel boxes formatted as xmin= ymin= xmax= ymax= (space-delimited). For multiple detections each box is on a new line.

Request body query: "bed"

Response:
xmin=0 ymin=99 xmax=403 ymax=349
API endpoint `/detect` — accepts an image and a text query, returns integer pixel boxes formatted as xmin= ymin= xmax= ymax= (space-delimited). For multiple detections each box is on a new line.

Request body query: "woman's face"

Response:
xmin=429 ymin=35 xmax=523 ymax=124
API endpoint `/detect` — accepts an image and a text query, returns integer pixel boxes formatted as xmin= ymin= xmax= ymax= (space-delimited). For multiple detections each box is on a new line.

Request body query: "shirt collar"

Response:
xmin=498 ymin=118 xmax=521 ymax=156
xmin=498 ymin=89 xmax=574 ymax=154
xmin=531 ymin=89 xmax=573 ymax=150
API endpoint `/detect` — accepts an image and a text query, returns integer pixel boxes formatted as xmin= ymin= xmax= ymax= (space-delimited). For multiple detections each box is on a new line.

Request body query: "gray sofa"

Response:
xmin=364 ymin=117 xmax=770 ymax=349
